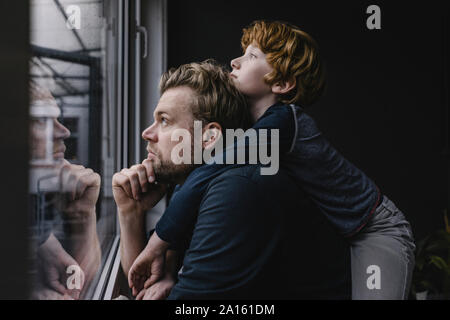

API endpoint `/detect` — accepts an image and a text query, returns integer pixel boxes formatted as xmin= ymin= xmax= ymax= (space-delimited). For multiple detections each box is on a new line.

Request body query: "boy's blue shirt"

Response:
xmin=155 ymin=102 xmax=381 ymax=249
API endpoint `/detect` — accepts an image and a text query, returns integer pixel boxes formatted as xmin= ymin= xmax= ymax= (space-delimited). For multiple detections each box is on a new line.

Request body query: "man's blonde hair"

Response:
xmin=241 ymin=20 xmax=326 ymax=107
xmin=29 ymin=81 xmax=57 ymax=105
xmin=159 ymin=60 xmax=252 ymax=131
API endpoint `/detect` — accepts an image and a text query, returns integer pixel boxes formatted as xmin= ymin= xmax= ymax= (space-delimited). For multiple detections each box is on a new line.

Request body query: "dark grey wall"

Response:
xmin=0 ymin=2 xmax=30 ymax=298
xmin=167 ymin=0 xmax=450 ymax=240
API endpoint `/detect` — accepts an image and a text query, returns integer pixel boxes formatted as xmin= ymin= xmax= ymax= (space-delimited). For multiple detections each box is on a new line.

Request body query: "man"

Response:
xmin=29 ymin=83 xmax=101 ymax=299
xmin=113 ymin=61 xmax=351 ymax=299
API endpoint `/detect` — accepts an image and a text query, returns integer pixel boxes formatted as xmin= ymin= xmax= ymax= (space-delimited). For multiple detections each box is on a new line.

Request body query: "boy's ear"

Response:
xmin=202 ymin=122 xmax=222 ymax=150
xmin=271 ymin=78 xmax=296 ymax=95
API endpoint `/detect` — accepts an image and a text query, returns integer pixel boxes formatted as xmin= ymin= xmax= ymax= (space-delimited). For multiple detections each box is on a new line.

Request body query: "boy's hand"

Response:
xmin=128 ymin=232 xmax=170 ymax=296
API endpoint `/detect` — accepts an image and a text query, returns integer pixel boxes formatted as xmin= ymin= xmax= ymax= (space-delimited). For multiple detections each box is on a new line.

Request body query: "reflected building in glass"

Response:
xmin=28 ymin=0 xmax=119 ymax=299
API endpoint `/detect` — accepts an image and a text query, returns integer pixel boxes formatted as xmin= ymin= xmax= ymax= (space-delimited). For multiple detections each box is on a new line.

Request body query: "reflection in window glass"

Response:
xmin=60 ymin=118 xmax=78 ymax=133
xmin=28 ymin=0 xmax=119 ymax=299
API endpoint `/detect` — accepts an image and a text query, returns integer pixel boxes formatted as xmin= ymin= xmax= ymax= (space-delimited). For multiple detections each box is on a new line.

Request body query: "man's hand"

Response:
xmin=135 ymin=276 xmax=176 ymax=300
xmin=57 ymin=160 xmax=101 ymax=219
xmin=135 ymin=248 xmax=179 ymax=300
xmin=114 ymin=159 xmax=168 ymax=284
xmin=112 ymin=159 xmax=167 ymax=216
xmin=37 ymin=233 xmax=85 ymax=299
xmin=128 ymin=232 xmax=170 ymax=296
xmin=30 ymin=285 xmax=76 ymax=300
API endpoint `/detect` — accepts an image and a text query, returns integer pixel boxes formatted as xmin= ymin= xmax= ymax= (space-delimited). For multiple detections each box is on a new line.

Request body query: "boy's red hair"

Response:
xmin=241 ymin=20 xmax=326 ymax=106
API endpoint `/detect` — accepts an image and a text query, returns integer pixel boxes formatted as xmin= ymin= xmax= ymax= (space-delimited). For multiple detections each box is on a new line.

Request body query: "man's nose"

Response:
xmin=142 ymin=122 xmax=158 ymax=142
xmin=230 ymin=57 xmax=240 ymax=70
xmin=54 ymin=119 xmax=70 ymax=139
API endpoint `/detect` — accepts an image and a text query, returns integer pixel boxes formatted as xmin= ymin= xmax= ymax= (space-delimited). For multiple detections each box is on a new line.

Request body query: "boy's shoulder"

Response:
xmin=263 ymin=102 xmax=297 ymax=117
xmin=254 ymin=102 xmax=297 ymax=130
xmin=261 ymin=102 xmax=313 ymax=124
xmin=288 ymin=104 xmax=321 ymax=140
xmin=268 ymin=103 xmax=322 ymax=141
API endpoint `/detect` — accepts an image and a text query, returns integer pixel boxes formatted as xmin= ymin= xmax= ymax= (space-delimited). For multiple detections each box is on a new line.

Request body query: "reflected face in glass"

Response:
xmin=30 ymin=100 xmax=71 ymax=161
xmin=141 ymin=86 xmax=196 ymax=183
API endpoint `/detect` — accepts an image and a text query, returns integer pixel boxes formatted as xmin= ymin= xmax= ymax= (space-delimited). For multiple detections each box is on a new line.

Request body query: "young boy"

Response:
xmin=129 ymin=20 xmax=416 ymax=300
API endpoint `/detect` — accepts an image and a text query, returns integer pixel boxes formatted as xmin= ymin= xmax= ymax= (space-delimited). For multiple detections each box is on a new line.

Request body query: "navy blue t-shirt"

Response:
xmin=168 ymin=165 xmax=351 ymax=299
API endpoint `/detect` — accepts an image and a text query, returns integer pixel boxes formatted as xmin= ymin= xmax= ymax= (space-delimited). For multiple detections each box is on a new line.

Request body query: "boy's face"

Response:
xmin=230 ymin=44 xmax=274 ymax=99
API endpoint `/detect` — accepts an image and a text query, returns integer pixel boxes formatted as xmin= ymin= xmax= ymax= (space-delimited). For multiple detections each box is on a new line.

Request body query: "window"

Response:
xmin=27 ymin=0 xmax=167 ymax=300
xmin=28 ymin=0 xmax=124 ymax=299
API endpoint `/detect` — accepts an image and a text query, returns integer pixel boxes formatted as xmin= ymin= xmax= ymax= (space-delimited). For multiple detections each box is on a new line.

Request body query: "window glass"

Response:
xmin=28 ymin=0 xmax=120 ymax=299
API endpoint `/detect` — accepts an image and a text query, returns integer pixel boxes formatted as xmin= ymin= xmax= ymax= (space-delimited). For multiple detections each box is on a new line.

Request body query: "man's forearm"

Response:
xmin=164 ymin=249 xmax=180 ymax=279
xmin=118 ymin=208 xmax=147 ymax=277
xmin=62 ymin=208 xmax=97 ymax=252
xmin=63 ymin=212 xmax=101 ymax=291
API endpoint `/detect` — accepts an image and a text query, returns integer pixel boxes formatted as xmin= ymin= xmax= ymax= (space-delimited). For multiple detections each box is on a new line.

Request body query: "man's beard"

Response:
xmin=149 ymin=128 xmax=199 ymax=184
xmin=152 ymin=135 xmax=198 ymax=184
xmin=152 ymin=159 xmax=197 ymax=184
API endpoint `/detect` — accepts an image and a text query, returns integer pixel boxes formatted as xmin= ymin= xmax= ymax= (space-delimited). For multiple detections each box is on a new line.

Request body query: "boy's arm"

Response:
xmin=252 ymin=104 xmax=297 ymax=154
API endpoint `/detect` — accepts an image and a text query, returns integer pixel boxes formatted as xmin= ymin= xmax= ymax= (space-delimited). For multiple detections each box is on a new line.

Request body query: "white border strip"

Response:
xmin=103 ymin=245 xmax=122 ymax=300
xmin=92 ymin=235 xmax=120 ymax=300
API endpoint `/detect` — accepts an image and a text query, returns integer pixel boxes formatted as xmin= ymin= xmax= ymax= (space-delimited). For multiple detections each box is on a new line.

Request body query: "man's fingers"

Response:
xmin=75 ymin=171 xmax=100 ymax=199
xmin=131 ymin=164 xmax=149 ymax=193
xmin=60 ymin=165 xmax=75 ymax=198
xmin=70 ymin=290 xmax=81 ymax=300
xmin=112 ymin=163 xmax=159 ymax=202
xmin=142 ymin=159 xmax=156 ymax=183
xmin=73 ymin=171 xmax=92 ymax=199
xmin=49 ymin=280 xmax=68 ymax=296
xmin=128 ymin=268 xmax=139 ymax=290
xmin=129 ymin=271 xmax=145 ymax=295
xmin=59 ymin=164 xmax=99 ymax=201
xmin=113 ymin=172 xmax=133 ymax=199
xmin=150 ymin=291 xmax=158 ymax=300
xmin=128 ymin=269 xmax=134 ymax=289
xmin=145 ymin=288 xmax=157 ymax=300
xmin=121 ymin=168 xmax=142 ymax=200
xmin=143 ymin=274 xmax=160 ymax=289
xmin=136 ymin=289 xmax=146 ymax=300
xmin=79 ymin=267 xmax=86 ymax=290
xmin=132 ymin=276 xmax=145 ymax=296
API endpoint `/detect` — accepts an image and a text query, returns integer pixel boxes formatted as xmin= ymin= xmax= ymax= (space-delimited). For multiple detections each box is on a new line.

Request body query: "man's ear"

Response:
xmin=202 ymin=122 xmax=222 ymax=150
xmin=271 ymin=78 xmax=296 ymax=95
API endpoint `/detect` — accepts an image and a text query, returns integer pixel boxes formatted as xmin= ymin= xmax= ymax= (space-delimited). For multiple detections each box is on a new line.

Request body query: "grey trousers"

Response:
xmin=350 ymin=196 xmax=416 ymax=299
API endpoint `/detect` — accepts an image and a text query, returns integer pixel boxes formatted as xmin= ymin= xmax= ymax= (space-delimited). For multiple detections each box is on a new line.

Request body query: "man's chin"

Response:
xmin=153 ymin=162 xmax=196 ymax=185
xmin=53 ymin=152 xmax=65 ymax=160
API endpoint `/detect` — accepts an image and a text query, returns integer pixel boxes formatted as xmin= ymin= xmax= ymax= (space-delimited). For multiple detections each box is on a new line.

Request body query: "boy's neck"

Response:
xmin=249 ymin=94 xmax=279 ymax=122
